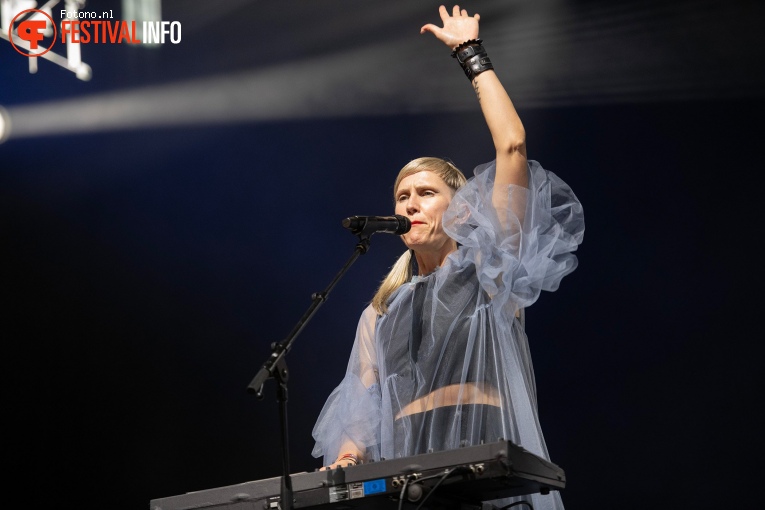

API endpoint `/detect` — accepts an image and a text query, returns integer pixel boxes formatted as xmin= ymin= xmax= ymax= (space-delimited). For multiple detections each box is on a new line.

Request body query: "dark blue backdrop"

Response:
xmin=2 ymin=1 xmax=763 ymax=509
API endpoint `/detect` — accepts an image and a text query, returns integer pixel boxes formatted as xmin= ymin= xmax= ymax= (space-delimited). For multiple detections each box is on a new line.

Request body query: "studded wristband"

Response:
xmin=451 ymin=38 xmax=494 ymax=82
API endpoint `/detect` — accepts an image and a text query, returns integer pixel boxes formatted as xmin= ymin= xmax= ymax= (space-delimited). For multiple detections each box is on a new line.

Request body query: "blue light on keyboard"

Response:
xmin=363 ymin=479 xmax=386 ymax=495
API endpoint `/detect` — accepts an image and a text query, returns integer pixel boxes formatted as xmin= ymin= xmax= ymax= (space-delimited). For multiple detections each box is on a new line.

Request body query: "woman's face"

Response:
xmin=394 ymin=170 xmax=455 ymax=254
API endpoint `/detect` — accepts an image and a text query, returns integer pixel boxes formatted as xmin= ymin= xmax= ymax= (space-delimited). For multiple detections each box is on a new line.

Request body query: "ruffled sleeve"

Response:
xmin=443 ymin=159 xmax=584 ymax=311
xmin=311 ymin=305 xmax=382 ymax=464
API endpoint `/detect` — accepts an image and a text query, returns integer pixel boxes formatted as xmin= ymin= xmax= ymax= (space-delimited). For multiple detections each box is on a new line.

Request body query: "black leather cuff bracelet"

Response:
xmin=451 ymin=39 xmax=494 ymax=82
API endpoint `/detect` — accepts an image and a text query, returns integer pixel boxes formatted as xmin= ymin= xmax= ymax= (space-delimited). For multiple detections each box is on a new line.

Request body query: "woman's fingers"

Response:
xmin=420 ymin=23 xmax=440 ymax=35
xmin=439 ymin=4 xmax=450 ymax=23
xmin=320 ymin=459 xmax=357 ymax=471
xmin=443 ymin=4 xmax=477 ymax=20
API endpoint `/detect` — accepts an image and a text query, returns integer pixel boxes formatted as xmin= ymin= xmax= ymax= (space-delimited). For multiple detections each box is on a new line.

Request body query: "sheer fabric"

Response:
xmin=312 ymin=160 xmax=584 ymax=510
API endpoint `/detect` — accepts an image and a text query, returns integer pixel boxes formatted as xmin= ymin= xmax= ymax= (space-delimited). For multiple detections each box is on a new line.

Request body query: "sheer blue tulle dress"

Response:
xmin=312 ymin=160 xmax=585 ymax=510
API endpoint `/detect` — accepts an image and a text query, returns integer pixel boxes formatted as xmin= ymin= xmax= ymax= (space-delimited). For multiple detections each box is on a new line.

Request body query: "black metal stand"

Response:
xmin=246 ymin=233 xmax=372 ymax=510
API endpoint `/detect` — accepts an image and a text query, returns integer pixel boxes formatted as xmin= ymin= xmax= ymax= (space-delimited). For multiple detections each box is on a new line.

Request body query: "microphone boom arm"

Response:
xmin=246 ymin=229 xmax=376 ymax=510
xmin=246 ymin=233 xmax=371 ymax=397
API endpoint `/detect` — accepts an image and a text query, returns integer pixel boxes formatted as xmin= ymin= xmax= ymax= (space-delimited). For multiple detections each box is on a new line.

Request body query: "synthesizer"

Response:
xmin=149 ymin=440 xmax=565 ymax=510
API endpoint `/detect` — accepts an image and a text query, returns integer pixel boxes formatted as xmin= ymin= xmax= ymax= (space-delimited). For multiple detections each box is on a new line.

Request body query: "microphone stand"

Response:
xmin=246 ymin=232 xmax=373 ymax=510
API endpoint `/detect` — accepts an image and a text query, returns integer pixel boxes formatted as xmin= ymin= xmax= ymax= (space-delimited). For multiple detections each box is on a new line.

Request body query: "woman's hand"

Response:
xmin=420 ymin=4 xmax=480 ymax=50
xmin=319 ymin=458 xmax=357 ymax=471
xmin=319 ymin=452 xmax=361 ymax=471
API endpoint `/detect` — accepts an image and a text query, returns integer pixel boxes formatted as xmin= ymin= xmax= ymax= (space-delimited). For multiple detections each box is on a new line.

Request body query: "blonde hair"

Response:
xmin=371 ymin=157 xmax=467 ymax=315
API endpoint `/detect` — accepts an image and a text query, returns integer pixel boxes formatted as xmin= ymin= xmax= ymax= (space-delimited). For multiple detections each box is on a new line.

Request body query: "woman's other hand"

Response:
xmin=319 ymin=452 xmax=360 ymax=471
xmin=319 ymin=458 xmax=357 ymax=471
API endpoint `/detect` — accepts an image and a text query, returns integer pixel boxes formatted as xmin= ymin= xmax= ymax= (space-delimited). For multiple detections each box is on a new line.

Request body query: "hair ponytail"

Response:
xmin=371 ymin=250 xmax=413 ymax=315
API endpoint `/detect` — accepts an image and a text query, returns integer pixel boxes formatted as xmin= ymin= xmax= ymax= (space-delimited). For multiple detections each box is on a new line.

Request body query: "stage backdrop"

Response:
xmin=2 ymin=1 xmax=763 ymax=509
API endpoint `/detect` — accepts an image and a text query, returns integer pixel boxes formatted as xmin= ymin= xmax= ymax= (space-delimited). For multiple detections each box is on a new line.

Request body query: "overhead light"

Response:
xmin=0 ymin=106 xmax=10 ymax=144
xmin=0 ymin=0 xmax=92 ymax=80
xmin=122 ymin=0 xmax=162 ymax=47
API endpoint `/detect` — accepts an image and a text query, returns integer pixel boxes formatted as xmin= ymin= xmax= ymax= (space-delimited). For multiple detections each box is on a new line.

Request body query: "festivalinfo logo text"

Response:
xmin=58 ymin=9 xmax=181 ymax=44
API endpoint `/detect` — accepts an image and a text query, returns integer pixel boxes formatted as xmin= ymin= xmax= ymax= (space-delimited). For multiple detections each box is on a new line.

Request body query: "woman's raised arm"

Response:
xmin=421 ymin=5 xmax=528 ymax=194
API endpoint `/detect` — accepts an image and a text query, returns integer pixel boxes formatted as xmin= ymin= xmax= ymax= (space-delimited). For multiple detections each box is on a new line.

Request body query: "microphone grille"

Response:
xmin=394 ymin=214 xmax=412 ymax=234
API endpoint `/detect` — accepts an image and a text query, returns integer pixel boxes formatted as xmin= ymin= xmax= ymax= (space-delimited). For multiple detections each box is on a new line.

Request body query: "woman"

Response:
xmin=312 ymin=5 xmax=584 ymax=510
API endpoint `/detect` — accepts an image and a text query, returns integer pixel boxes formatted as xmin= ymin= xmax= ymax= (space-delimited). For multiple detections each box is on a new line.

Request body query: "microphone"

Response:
xmin=342 ymin=215 xmax=411 ymax=235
